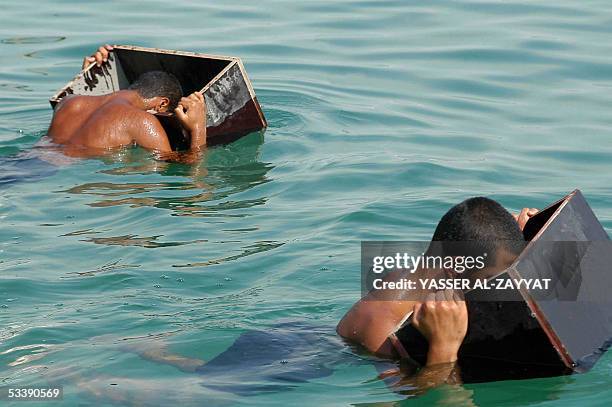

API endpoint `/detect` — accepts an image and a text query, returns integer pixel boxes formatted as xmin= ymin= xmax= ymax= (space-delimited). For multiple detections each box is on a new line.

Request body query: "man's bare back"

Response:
xmin=48 ymin=91 xmax=176 ymax=152
xmin=48 ymin=46 xmax=206 ymax=157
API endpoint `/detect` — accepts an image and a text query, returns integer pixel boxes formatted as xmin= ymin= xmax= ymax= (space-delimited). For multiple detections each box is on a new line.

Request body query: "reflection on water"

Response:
xmin=63 ymin=260 xmax=140 ymax=278
xmin=64 ymin=132 xmax=272 ymax=218
xmin=52 ymin=131 xmax=285 ymax=267
xmin=173 ymin=240 xmax=284 ymax=268
xmin=1 ymin=36 xmax=66 ymax=44
xmin=0 ymin=156 xmax=58 ymax=187
xmin=354 ymin=364 xmax=576 ymax=407
xmin=83 ymin=234 xmax=207 ymax=248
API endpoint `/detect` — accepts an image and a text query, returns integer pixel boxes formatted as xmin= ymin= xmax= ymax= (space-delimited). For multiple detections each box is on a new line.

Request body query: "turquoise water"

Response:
xmin=2 ymin=0 xmax=612 ymax=405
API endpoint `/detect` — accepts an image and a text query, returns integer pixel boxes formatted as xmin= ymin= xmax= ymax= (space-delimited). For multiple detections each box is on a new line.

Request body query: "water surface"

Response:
xmin=1 ymin=0 xmax=612 ymax=405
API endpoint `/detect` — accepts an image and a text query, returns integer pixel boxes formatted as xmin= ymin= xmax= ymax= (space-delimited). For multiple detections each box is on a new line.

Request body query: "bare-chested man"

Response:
xmin=47 ymin=45 xmax=206 ymax=156
xmin=337 ymin=200 xmax=538 ymax=390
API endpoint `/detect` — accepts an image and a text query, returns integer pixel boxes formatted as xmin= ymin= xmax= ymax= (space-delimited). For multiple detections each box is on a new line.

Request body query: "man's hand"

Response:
xmin=175 ymin=92 xmax=206 ymax=132
xmin=175 ymin=92 xmax=207 ymax=150
xmin=412 ymin=289 xmax=468 ymax=366
xmin=82 ymin=44 xmax=113 ymax=69
xmin=513 ymin=208 xmax=539 ymax=231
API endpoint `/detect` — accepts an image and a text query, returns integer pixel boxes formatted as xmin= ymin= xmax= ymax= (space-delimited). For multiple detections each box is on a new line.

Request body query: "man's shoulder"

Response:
xmin=56 ymin=94 xmax=114 ymax=117
xmin=99 ymin=100 xmax=153 ymax=119
xmin=118 ymin=109 xmax=166 ymax=137
xmin=127 ymin=109 xmax=163 ymax=127
xmin=55 ymin=94 xmax=90 ymax=111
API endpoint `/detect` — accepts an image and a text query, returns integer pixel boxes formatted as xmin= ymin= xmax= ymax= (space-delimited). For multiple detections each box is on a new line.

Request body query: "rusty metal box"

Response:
xmin=49 ymin=45 xmax=266 ymax=149
xmin=397 ymin=189 xmax=612 ymax=381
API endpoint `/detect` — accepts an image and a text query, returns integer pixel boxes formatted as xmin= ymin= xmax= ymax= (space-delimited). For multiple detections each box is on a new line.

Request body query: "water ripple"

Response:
xmin=2 ymin=0 xmax=612 ymax=404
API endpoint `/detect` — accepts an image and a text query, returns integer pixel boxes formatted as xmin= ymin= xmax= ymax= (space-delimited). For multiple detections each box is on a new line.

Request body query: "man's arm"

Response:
xmin=339 ymin=283 xmax=467 ymax=361
xmin=382 ymin=289 xmax=468 ymax=395
xmin=412 ymin=289 xmax=467 ymax=366
xmin=337 ymin=269 xmax=422 ymax=357
xmin=337 ymin=298 xmax=416 ymax=357
xmin=337 ymin=267 xmax=435 ymax=357
xmin=175 ymin=92 xmax=207 ymax=151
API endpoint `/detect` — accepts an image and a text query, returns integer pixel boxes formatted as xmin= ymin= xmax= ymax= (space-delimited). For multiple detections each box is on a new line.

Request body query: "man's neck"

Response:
xmin=114 ymin=90 xmax=149 ymax=111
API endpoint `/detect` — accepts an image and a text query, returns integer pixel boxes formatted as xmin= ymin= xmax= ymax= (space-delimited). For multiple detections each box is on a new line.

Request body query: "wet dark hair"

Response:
xmin=431 ymin=197 xmax=525 ymax=265
xmin=128 ymin=71 xmax=183 ymax=110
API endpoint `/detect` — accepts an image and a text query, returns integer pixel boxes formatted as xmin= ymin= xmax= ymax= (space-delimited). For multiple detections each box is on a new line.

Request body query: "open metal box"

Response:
xmin=49 ymin=45 xmax=267 ymax=149
xmin=397 ymin=189 xmax=612 ymax=382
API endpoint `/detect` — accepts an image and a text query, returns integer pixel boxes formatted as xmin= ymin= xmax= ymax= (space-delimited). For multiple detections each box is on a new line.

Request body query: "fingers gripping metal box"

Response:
xmin=50 ymin=45 xmax=266 ymax=149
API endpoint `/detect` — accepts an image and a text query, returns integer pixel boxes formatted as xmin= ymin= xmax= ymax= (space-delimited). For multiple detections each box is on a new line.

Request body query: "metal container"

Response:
xmin=49 ymin=45 xmax=266 ymax=149
xmin=397 ymin=189 xmax=612 ymax=382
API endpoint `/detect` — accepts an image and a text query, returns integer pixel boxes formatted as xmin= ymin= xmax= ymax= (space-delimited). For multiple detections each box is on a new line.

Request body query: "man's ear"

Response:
xmin=157 ymin=97 xmax=170 ymax=112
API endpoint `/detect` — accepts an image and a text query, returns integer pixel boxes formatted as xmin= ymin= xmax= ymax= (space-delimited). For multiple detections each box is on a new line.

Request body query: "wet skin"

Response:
xmin=48 ymin=44 xmax=206 ymax=158
xmin=47 ymin=90 xmax=206 ymax=158
xmin=336 ymin=207 xmax=538 ymax=388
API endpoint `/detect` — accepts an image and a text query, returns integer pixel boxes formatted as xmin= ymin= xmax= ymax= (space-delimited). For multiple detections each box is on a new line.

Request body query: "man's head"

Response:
xmin=431 ymin=197 xmax=525 ymax=273
xmin=128 ymin=71 xmax=183 ymax=113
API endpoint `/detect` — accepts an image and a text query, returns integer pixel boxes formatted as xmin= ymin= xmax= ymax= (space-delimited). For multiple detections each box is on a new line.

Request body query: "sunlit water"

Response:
xmin=1 ymin=0 xmax=612 ymax=406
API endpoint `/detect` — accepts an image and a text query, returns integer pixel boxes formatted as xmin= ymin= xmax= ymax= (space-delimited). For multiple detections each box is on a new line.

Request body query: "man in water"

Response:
xmin=71 ymin=201 xmax=537 ymax=402
xmin=47 ymin=45 xmax=206 ymax=156
xmin=337 ymin=199 xmax=537 ymax=389
xmin=0 ymin=45 xmax=207 ymax=188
